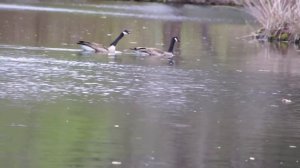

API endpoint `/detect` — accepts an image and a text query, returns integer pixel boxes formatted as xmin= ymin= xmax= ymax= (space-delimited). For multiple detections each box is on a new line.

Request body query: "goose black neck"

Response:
xmin=110 ymin=33 xmax=124 ymax=46
xmin=168 ymin=38 xmax=176 ymax=53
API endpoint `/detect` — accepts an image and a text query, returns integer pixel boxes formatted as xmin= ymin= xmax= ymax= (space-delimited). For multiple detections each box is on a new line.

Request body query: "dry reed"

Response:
xmin=236 ymin=0 xmax=300 ymax=42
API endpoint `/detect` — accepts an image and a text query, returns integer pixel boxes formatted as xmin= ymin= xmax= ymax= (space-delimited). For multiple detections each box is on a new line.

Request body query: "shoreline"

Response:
xmin=125 ymin=0 xmax=240 ymax=6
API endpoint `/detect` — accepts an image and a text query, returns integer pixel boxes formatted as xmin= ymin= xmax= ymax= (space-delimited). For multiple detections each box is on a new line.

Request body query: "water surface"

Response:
xmin=0 ymin=1 xmax=300 ymax=168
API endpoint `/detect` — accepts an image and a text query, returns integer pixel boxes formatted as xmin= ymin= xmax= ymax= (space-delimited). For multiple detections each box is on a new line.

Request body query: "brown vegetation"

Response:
xmin=235 ymin=0 xmax=300 ymax=43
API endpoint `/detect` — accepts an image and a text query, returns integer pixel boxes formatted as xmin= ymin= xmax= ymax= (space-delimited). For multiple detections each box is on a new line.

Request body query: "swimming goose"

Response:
xmin=77 ymin=30 xmax=130 ymax=54
xmin=131 ymin=37 xmax=179 ymax=58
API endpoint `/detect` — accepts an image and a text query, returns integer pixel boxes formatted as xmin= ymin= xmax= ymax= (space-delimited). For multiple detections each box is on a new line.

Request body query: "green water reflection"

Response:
xmin=1 ymin=100 xmax=122 ymax=167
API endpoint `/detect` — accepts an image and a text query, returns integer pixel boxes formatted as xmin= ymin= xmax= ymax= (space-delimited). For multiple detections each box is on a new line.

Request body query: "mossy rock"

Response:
xmin=268 ymin=33 xmax=290 ymax=42
xmin=278 ymin=33 xmax=290 ymax=41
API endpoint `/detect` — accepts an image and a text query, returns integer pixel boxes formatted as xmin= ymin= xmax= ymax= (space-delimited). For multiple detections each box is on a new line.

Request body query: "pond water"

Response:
xmin=1 ymin=1 xmax=300 ymax=168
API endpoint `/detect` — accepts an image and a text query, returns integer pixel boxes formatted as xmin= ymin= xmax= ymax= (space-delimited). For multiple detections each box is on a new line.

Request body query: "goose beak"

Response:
xmin=77 ymin=41 xmax=82 ymax=44
xmin=123 ymin=30 xmax=130 ymax=35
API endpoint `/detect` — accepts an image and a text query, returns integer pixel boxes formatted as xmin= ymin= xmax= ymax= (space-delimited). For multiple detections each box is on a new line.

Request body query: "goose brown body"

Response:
xmin=131 ymin=37 xmax=179 ymax=58
xmin=77 ymin=30 xmax=129 ymax=54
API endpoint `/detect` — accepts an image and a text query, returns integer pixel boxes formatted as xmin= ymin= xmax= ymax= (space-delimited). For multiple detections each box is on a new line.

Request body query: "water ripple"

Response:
xmin=0 ymin=44 xmax=80 ymax=52
xmin=0 ymin=3 xmax=217 ymax=22
xmin=0 ymin=53 xmax=211 ymax=107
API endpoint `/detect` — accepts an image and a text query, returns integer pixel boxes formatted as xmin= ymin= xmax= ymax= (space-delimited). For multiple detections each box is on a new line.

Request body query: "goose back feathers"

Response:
xmin=131 ymin=37 xmax=179 ymax=57
xmin=77 ymin=30 xmax=130 ymax=54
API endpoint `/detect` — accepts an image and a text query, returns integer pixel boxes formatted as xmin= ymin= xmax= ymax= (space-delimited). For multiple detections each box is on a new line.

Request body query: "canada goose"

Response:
xmin=131 ymin=37 xmax=179 ymax=58
xmin=77 ymin=30 xmax=130 ymax=54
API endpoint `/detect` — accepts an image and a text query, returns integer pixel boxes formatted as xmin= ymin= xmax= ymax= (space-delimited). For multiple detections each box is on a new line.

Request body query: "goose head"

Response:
xmin=122 ymin=29 xmax=130 ymax=35
xmin=173 ymin=37 xmax=180 ymax=43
